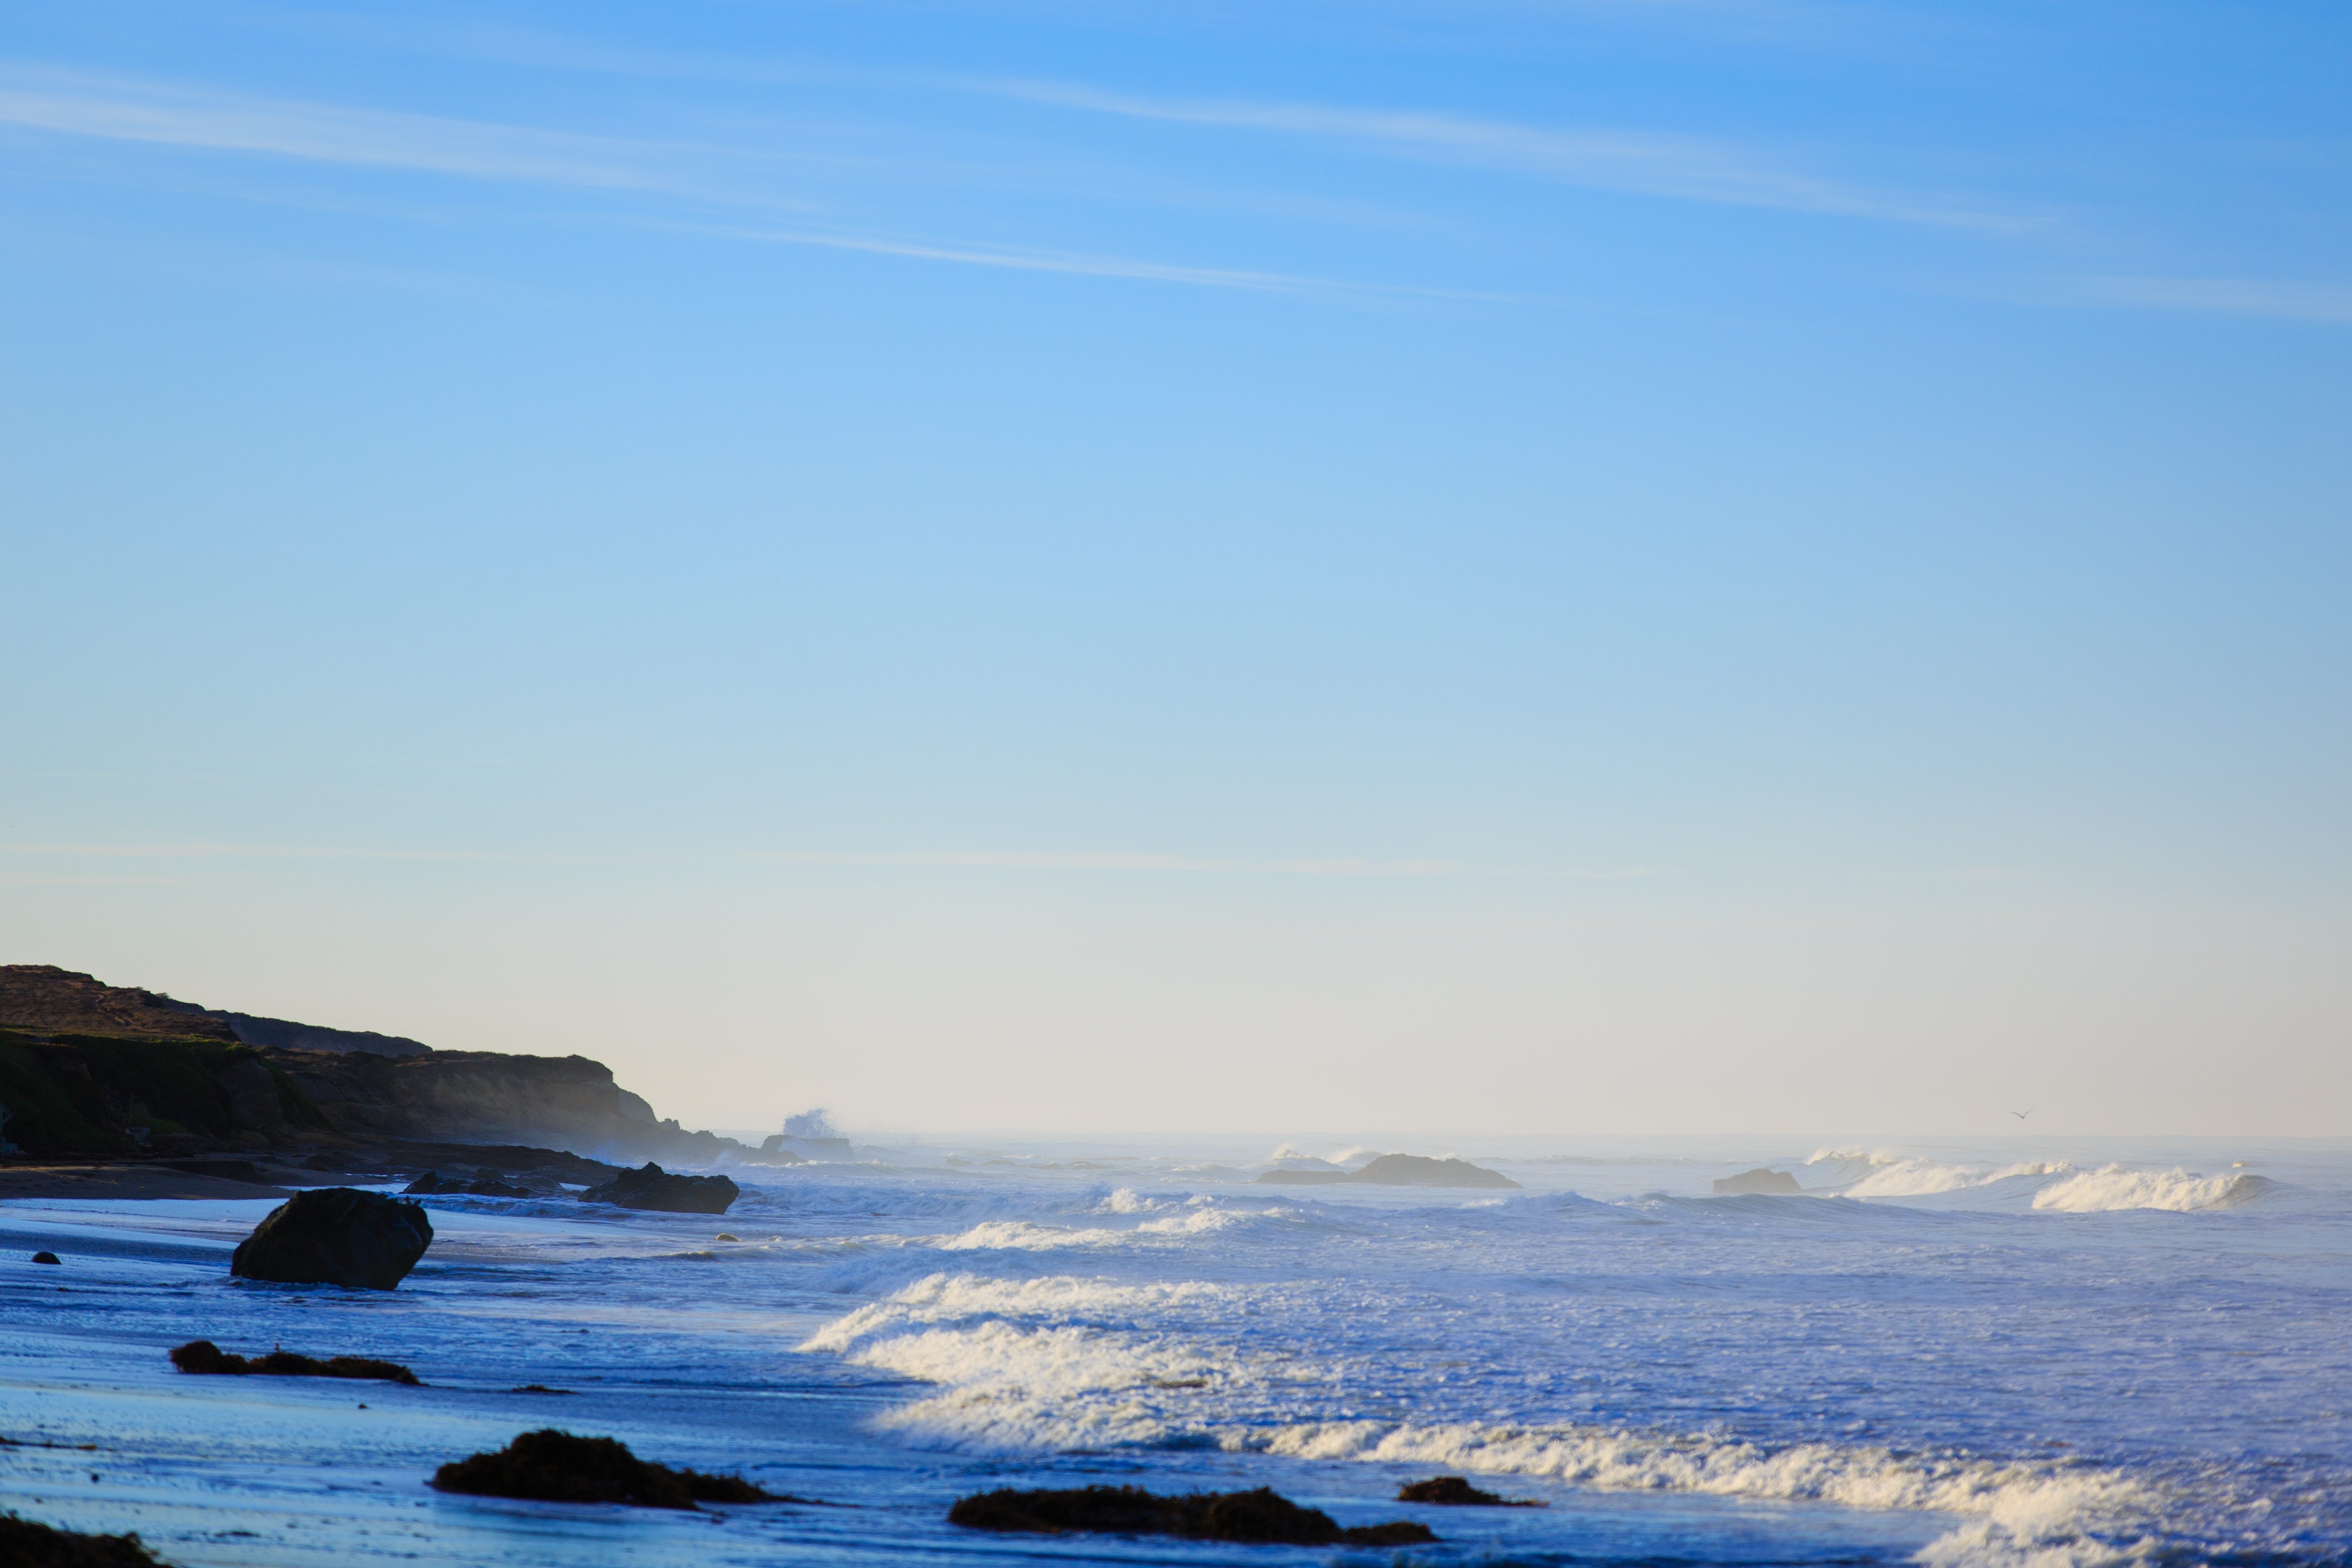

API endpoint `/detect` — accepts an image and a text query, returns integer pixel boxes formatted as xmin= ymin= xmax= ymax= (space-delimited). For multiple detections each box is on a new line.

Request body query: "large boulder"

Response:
xmin=231 ymin=1188 xmax=433 ymax=1289
xmin=582 ymin=1162 xmax=738 ymax=1215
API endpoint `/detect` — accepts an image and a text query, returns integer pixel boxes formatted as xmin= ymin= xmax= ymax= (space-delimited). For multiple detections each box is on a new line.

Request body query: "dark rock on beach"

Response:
xmin=581 ymin=1162 xmax=738 ymax=1214
xmin=432 ymin=1429 xmax=778 ymax=1510
xmin=1257 ymin=1153 xmax=1520 ymax=1190
xmin=1712 ymin=1167 xmax=1803 ymax=1196
xmin=0 ymin=1510 xmax=169 ymax=1567
xmin=948 ymin=1485 xmax=1435 ymax=1547
xmin=230 ymin=1188 xmax=432 ymax=1290
xmin=1397 ymin=1475 xmax=1542 ymax=1506
xmin=32 ymin=1251 xmax=61 ymax=1265
xmin=170 ymin=1339 xmax=420 ymax=1385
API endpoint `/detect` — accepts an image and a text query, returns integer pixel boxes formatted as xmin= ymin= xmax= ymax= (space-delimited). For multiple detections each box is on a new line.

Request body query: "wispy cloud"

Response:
xmin=2091 ymin=276 xmax=2352 ymax=325
xmin=0 ymin=56 xmax=2005 ymax=303
xmin=962 ymin=79 xmax=2008 ymax=229
xmin=0 ymin=66 xmax=1398 ymax=298
xmin=0 ymin=68 xmax=682 ymax=191
xmin=672 ymin=217 xmax=1548 ymax=303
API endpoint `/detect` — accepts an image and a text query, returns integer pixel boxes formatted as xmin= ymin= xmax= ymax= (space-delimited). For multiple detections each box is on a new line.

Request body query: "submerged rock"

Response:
xmin=1397 ymin=1475 xmax=1542 ymax=1506
xmin=432 ymin=1429 xmax=778 ymax=1510
xmin=229 ymin=1188 xmax=432 ymax=1290
xmin=580 ymin=1162 xmax=738 ymax=1215
xmin=169 ymin=1339 xmax=420 ymax=1385
xmin=404 ymin=1170 xmax=531 ymax=1197
xmin=947 ymin=1485 xmax=1435 ymax=1547
xmin=1712 ymin=1168 xmax=1802 ymax=1196
xmin=0 ymin=1510 xmax=167 ymax=1567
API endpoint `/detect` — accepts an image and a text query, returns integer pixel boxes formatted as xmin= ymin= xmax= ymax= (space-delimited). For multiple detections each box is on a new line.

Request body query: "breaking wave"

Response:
xmin=801 ymin=1270 xmax=2163 ymax=1568
xmin=932 ymin=1204 xmax=1291 ymax=1252
xmin=2030 ymin=1164 xmax=2275 ymax=1213
xmin=1805 ymin=1149 xmax=2281 ymax=1213
xmin=1261 ymin=1421 xmax=2153 ymax=1567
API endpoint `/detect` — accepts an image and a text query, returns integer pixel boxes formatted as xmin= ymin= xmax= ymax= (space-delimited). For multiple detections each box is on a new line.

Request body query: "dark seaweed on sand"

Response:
xmin=948 ymin=1484 xmax=1435 ymax=1546
xmin=431 ymin=1429 xmax=782 ymax=1510
xmin=0 ymin=1510 xmax=169 ymax=1567
xmin=169 ymin=1339 xmax=420 ymax=1385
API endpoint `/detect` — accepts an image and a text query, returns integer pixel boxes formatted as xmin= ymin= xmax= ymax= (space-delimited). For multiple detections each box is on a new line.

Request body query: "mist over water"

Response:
xmin=2 ymin=1134 xmax=2346 ymax=1567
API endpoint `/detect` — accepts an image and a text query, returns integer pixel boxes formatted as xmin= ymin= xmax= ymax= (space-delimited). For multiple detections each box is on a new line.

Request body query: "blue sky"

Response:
xmin=3 ymin=0 xmax=2346 ymax=1134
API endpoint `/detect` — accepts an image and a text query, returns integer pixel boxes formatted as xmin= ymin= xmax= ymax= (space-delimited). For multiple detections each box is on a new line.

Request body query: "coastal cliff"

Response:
xmin=270 ymin=1047 xmax=732 ymax=1162
xmin=0 ymin=963 xmax=430 ymax=1055
xmin=0 ymin=965 xmax=737 ymax=1164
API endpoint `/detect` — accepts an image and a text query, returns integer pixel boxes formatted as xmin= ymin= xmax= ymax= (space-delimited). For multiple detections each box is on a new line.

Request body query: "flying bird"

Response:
xmin=2009 ymin=1109 xmax=2032 ymax=1120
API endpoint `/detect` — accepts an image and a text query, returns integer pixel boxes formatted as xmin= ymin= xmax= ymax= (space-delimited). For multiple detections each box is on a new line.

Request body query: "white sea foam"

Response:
xmin=932 ymin=1205 xmax=1271 ymax=1251
xmin=1253 ymin=1419 xmax=2151 ymax=1561
xmin=800 ymin=1271 xmax=1241 ymax=1356
xmin=1841 ymin=1158 xmax=2070 ymax=1199
xmin=799 ymin=1269 xmax=2159 ymax=1568
xmin=2030 ymin=1165 xmax=2269 ymax=1213
xmin=1799 ymin=1149 xmax=2274 ymax=1215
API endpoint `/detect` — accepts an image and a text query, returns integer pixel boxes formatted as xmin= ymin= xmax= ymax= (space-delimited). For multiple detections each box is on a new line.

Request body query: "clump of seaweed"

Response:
xmin=169 ymin=1340 xmax=420 ymax=1385
xmin=431 ymin=1429 xmax=781 ymax=1510
xmin=0 ymin=1510 xmax=169 ymax=1567
xmin=948 ymin=1484 xmax=1434 ymax=1546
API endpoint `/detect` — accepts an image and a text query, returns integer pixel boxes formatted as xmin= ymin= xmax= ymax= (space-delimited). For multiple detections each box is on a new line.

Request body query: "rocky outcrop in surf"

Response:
xmin=949 ymin=1485 xmax=1435 ymax=1546
xmin=1257 ymin=1153 xmax=1520 ymax=1189
xmin=230 ymin=1188 xmax=433 ymax=1290
xmin=431 ymin=1430 xmax=780 ymax=1510
xmin=169 ymin=1339 xmax=420 ymax=1385
xmin=1396 ymin=1475 xmax=1542 ymax=1506
xmin=582 ymin=1163 xmax=739 ymax=1214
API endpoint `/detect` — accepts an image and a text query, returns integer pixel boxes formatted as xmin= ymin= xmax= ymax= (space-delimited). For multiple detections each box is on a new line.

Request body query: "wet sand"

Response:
xmin=0 ymin=1165 xmax=291 ymax=1202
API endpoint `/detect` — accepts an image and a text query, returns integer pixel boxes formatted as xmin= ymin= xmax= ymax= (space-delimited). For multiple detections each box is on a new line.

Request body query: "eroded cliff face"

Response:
xmin=0 ymin=1031 xmax=332 ymax=1154
xmin=268 ymin=1049 xmax=646 ymax=1148
xmin=1 ymin=967 xmax=741 ymax=1163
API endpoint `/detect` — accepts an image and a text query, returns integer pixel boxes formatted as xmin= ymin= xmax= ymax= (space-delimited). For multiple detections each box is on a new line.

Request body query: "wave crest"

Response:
xmin=2030 ymin=1166 xmax=2273 ymax=1213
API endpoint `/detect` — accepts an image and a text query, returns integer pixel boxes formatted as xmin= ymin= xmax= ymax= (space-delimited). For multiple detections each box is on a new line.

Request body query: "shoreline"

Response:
xmin=0 ymin=1165 xmax=294 ymax=1203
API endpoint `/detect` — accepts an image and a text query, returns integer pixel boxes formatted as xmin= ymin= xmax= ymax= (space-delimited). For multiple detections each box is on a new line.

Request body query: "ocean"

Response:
xmin=2 ymin=1135 xmax=2346 ymax=1567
